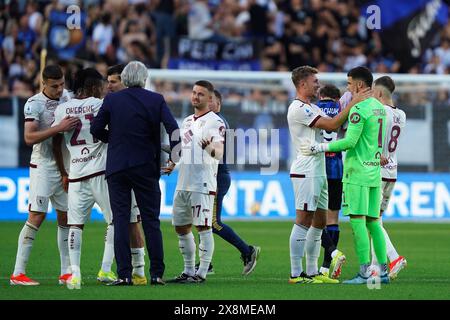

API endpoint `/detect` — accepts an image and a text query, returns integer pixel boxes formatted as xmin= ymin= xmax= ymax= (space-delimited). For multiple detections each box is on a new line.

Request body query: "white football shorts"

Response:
xmin=380 ymin=180 xmax=395 ymax=212
xmin=68 ymin=174 xmax=139 ymax=225
xmin=291 ymin=175 xmax=328 ymax=212
xmin=172 ymin=190 xmax=214 ymax=227
xmin=28 ymin=166 xmax=68 ymax=213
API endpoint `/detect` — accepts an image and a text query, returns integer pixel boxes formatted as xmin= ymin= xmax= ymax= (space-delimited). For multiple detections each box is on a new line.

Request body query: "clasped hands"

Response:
xmin=299 ymin=138 xmax=328 ymax=156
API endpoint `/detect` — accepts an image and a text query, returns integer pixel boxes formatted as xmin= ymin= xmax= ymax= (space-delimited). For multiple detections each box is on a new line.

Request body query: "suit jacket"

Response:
xmin=91 ymin=87 xmax=179 ymax=178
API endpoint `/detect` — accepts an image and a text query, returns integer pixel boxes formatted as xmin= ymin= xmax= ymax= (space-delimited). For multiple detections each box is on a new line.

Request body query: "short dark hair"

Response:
xmin=82 ymin=68 xmax=103 ymax=89
xmin=213 ymin=89 xmax=222 ymax=104
xmin=319 ymin=84 xmax=341 ymax=100
xmin=107 ymin=64 xmax=126 ymax=77
xmin=347 ymin=66 xmax=373 ymax=88
xmin=291 ymin=66 xmax=318 ymax=87
xmin=42 ymin=65 xmax=63 ymax=81
xmin=73 ymin=68 xmax=103 ymax=94
xmin=374 ymin=76 xmax=395 ymax=93
xmin=194 ymin=80 xmax=214 ymax=93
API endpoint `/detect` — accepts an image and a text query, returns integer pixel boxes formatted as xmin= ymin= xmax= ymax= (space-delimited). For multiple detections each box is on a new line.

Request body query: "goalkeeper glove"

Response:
xmin=300 ymin=138 xmax=329 ymax=155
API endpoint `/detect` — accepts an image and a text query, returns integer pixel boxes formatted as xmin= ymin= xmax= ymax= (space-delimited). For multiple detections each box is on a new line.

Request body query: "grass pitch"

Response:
xmin=0 ymin=221 xmax=449 ymax=300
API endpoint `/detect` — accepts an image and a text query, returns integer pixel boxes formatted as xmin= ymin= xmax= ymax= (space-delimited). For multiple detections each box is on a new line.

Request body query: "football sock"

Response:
xmin=305 ymin=226 xmax=323 ymax=276
xmin=178 ymin=232 xmax=196 ymax=276
xmin=57 ymin=225 xmax=70 ymax=275
xmin=370 ymin=238 xmax=379 ymax=265
xmin=320 ymin=228 xmax=336 ymax=268
xmin=359 ymin=263 xmax=371 ymax=278
xmin=197 ymin=229 xmax=214 ymax=279
xmin=366 ymin=219 xmax=387 ymax=265
xmin=289 ymin=223 xmax=308 ymax=277
xmin=13 ymin=222 xmax=38 ymax=276
xmin=380 ymin=219 xmax=399 ymax=262
xmin=68 ymin=227 xmax=82 ymax=278
xmin=326 ymin=224 xmax=340 ymax=247
xmin=350 ymin=218 xmax=370 ymax=265
xmin=101 ymin=224 xmax=114 ymax=273
xmin=131 ymin=247 xmax=145 ymax=277
xmin=212 ymin=221 xmax=251 ymax=257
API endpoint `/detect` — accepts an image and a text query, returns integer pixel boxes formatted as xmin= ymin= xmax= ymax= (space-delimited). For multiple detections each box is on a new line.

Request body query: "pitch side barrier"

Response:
xmin=1 ymin=169 xmax=449 ymax=221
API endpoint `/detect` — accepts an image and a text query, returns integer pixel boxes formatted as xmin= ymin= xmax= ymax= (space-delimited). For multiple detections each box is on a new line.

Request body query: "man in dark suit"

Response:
xmin=91 ymin=61 xmax=179 ymax=286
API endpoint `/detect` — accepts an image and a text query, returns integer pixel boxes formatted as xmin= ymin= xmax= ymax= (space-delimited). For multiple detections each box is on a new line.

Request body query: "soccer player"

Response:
xmin=104 ymin=64 xmax=147 ymax=285
xmin=287 ymin=66 xmax=368 ymax=284
xmin=10 ymin=65 xmax=79 ymax=286
xmin=316 ymin=84 xmax=346 ymax=279
xmin=53 ymin=68 xmax=144 ymax=289
xmin=198 ymin=89 xmax=260 ymax=276
xmin=168 ymin=81 xmax=225 ymax=283
xmin=52 ymin=68 xmax=113 ymax=289
xmin=371 ymin=76 xmax=407 ymax=279
xmin=300 ymin=66 xmax=390 ymax=284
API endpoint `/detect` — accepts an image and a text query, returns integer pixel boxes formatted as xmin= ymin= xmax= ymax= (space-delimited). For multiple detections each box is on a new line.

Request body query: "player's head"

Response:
xmin=373 ymin=76 xmax=395 ymax=102
xmin=291 ymin=66 xmax=320 ymax=99
xmin=192 ymin=80 xmax=214 ymax=111
xmin=209 ymin=89 xmax=222 ymax=113
xmin=319 ymin=84 xmax=341 ymax=101
xmin=76 ymin=68 xmax=104 ymax=99
xmin=121 ymin=60 xmax=148 ymax=88
xmin=107 ymin=64 xmax=126 ymax=93
xmin=42 ymin=65 xmax=65 ymax=99
xmin=347 ymin=66 xmax=373 ymax=94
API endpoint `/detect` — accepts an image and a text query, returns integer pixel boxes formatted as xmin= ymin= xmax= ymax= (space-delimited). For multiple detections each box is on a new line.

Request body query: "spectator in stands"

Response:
xmin=151 ymin=0 xmax=176 ymax=65
xmin=92 ymin=13 xmax=114 ymax=58
xmin=188 ymin=0 xmax=214 ymax=40
xmin=1 ymin=0 xmax=450 ymax=98
xmin=433 ymin=37 xmax=450 ymax=69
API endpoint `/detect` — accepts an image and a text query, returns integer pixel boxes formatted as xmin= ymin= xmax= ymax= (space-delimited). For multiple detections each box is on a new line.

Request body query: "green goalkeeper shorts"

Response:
xmin=342 ymin=183 xmax=381 ymax=218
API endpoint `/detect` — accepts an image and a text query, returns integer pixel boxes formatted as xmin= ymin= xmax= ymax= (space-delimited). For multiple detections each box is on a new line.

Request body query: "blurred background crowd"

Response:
xmin=1 ymin=0 xmax=450 ymax=98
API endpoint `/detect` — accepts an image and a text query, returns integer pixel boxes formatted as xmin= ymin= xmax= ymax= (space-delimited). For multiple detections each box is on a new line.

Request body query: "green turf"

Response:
xmin=1 ymin=221 xmax=449 ymax=300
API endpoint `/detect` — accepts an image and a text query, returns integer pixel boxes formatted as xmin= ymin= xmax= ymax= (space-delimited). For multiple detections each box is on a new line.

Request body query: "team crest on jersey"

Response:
xmin=304 ymin=108 xmax=313 ymax=118
xmin=219 ymin=126 xmax=226 ymax=137
xmin=350 ymin=112 xmax=361 ymax=124
xmin=394 ymin=116 xmax=401 ymax=124
xmin=185 ymin=119 xmax=192 ymax=129
xmin=46 ymin=100 xmax=58 ymax=111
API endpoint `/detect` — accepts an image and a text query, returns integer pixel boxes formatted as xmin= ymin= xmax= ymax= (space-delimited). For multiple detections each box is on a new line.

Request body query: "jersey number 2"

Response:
xmin=70 ymin=113 xmax=98 ymax=146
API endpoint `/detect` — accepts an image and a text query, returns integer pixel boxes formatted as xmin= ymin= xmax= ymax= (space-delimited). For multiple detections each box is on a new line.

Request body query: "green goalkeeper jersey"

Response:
xmin=327 ymin=97 xmax=386 ymax=187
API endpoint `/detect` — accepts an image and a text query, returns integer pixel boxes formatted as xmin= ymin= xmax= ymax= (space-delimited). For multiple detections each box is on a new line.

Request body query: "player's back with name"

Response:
xmin=54 ymin=97 xmax=106 ymax=180
xmin=382 ymin=105 xmax=406 ymax=180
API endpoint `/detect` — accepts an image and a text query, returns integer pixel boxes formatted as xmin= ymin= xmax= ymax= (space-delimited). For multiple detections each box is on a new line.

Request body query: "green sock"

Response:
xmin=366 ymin=219 xmax=387 ymax=264
xmin=350 ymin=218 xmax=370 ymax=265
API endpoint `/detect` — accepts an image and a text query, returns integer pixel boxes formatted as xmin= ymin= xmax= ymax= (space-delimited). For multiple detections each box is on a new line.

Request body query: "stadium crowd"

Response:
xmin=1 ymin=0 xmax=450 ymax=98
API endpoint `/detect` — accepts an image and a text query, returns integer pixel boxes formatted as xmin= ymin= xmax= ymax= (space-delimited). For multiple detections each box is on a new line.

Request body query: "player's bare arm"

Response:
xmin=199 ymin=138 xmax=224 ymax=160
xmin=24 ymin=116 xmax=79 ymax=146
xmin=380 ymin=155 xmax=389 ymax=166
xmin=161 ymin=159 xmax=176 ymax=175
xmin=312 ymin=88 xmax=372 ymax=131
xmin=52 ymin=134 xmax=69 ymax=192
